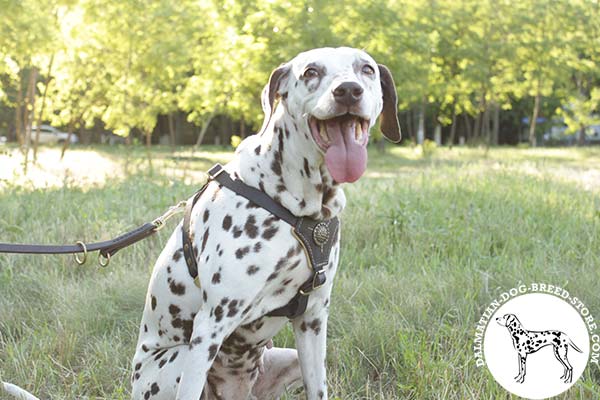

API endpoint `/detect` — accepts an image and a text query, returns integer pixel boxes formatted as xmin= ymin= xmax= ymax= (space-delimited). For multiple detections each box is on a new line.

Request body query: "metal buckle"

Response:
xmin=153 ymin=201 xmax=187 ymax=230
xmin=299 ymin=269 xmax=326 ymax=295
xmin=207 ymin=164 xmax=226 ymax=180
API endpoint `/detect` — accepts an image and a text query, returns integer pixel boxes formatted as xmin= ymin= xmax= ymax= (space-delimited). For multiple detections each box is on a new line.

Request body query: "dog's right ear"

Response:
xmin=259 ymin=63 xmax=291 ymax=134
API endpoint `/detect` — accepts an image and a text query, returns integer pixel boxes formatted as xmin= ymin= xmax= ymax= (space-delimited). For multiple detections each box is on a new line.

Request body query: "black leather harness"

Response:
xmin=182 ymin=164 xmax=339 ymax=319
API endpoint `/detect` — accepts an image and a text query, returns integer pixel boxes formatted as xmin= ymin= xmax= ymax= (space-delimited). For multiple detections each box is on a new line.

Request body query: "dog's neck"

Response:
xmin=233 ymin=106 xmax=346 ymax=220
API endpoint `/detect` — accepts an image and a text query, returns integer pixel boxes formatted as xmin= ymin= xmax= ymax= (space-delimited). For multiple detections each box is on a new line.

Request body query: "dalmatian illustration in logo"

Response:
xmin=496 ymin=313 xmax=583 ymax=384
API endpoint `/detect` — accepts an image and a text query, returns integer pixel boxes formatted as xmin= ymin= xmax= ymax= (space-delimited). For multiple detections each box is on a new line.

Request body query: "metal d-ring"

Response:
xmin=98 ymin=252 xmax=111 ymax=267
xmin=74 ymin=241 xmax=87 ymax=265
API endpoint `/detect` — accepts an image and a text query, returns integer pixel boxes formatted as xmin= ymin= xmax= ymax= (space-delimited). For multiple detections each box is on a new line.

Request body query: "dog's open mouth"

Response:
xmin=308 ymin=114 xmax=370 ymax=183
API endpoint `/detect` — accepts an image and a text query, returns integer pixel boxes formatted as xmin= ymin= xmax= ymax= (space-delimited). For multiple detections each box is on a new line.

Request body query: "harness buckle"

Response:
xmin=207 ymin=164 xmax=226 ymax=180
xmin=299 ymin=269 xmax=326 ymax=295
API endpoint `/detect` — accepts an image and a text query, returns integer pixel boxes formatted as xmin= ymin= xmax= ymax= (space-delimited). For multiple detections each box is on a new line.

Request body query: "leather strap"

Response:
xmin=0 ymin=222 xmax=158 ymax=258
xmin=182 ymin=187 xmax=207 ymax=287
xmin=182 ymin=164 xmax=339 ymax=319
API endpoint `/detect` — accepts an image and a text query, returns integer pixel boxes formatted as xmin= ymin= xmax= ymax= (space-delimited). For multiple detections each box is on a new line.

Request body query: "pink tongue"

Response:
xmin=324 ymin=119 xmax=368 ymax=183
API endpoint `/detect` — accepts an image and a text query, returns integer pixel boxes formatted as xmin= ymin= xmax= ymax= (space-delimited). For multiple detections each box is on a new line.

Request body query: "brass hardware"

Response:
xmin=98 ymin=252 xmax=111 ymax=267
xmin=312 ymin=222 xmax=329 ymax=250
xmin=299 ymin=270 xmax=326 ymax=295
xmin=153 ymin=201 xmax=188 ymax=231
xmin=74 ymin=241 xmax=87 ymax=265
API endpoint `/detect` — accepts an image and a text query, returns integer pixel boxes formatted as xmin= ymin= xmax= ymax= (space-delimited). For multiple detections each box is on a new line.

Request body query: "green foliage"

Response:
xmin=1 ymin=0 xmax=600 ymax=141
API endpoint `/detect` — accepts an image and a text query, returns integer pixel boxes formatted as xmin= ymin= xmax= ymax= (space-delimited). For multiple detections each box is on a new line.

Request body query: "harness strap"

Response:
xmin=182 ymin=163 xmax=339 ymax=319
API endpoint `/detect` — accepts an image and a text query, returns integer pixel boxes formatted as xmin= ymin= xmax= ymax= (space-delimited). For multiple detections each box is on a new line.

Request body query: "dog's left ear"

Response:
xmin=259 ymin=63 xmax=291 ymax=134
xmin=378 ymin=64 xmax=401 ymax=143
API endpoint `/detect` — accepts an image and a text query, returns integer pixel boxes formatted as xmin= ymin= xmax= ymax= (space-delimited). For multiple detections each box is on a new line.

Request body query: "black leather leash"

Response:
xmin=0 ymin=201 xmax=187 ymax=266
xmin=183 ymin=164 xmax=339 ymax=319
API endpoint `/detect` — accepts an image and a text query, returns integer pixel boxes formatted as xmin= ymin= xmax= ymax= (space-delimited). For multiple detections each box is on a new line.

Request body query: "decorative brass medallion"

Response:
xmin=312 ymin=222 xmax=329 ymax=248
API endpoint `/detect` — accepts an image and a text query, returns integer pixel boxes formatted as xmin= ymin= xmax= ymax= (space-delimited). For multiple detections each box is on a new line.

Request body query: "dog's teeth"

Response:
xmin=355 ymin=122 xmax=361 ymax=141
xmin=319 ymin=122 xmax=328 ymax=143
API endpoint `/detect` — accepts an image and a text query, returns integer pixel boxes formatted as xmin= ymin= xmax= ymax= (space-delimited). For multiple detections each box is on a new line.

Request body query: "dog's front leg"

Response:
xmin=292 ymin=305 xmax=329 ymax=400
xmin=176 ymin=309 xmax=235 ymax=400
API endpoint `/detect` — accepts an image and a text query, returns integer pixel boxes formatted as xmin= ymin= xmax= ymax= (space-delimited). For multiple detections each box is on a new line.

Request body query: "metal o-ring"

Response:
xmin=74 ymin=241 xmax=87 ymax=265
xmin=98 ymin=252 xmax=111 ymax=267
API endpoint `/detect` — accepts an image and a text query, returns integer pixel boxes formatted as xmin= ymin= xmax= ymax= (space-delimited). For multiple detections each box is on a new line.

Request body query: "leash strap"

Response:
xmin=0 ymin=201 xmax=187 ymax=266
xmin=182 ymin=163 xmax=339 ymax=319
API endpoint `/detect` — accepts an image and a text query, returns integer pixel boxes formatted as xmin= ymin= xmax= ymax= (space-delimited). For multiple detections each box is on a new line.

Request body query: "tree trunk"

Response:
xmin=577 ymin=124 xmax=586 ymax=146
xmin=15 ymin=72 xmax=24 ymax=146
xmin=491 ymin=102 xmax=500 ymax=145
xmin=23 ymin=68 xmax=38 ymax=174
xmin=463 ymin=113 xmax=472 ymax=143
xmin=33 ymin=54 xmax=55 ymax=162
xmin=60 ymin=119 xmax=75 ymax=160
xmin=240 ymin=116 xmax=246 ymax=138
xmin=168 ymin=113 xmax=176 ymax=149
xmin=194 ymin=111 xmax=216 ymax=150
xmin=448 ymin=106 xmax=457 ymax=149
xmin=146 ymin=129 xmax=153 ymax=171
xmin=417 ymin=99 xmax=426 ymax=144
xmin=405 ymin=110 xmax=414 ymax=142
xmin=529 ymin=91 xmax=541 ymax=147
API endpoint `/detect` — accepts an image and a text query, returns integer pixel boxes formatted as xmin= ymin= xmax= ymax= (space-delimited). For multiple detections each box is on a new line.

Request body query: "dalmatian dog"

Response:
xmin=496 ymin=313 xmax=583 ymax=384
xmin=0 ymin=46 xmax=400 ymax=400
xmin=129 ymin=47 xmax=400 ymax=400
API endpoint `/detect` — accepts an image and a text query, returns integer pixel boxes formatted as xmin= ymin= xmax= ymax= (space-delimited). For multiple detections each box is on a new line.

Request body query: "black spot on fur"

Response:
xmin=222 ymin=215 xmax=232 ymax=231
xmin=169 ymin=280 xmax=186 ymax=295
xmin=212 ymin=272 xmax=221 ymax=284
xmin=247 ymin=265 xmax=259 ymax=275
xmin=233 ymin=226 xmax=243 ymax=238
xmin=214 ymin=305 xmax=224 ymax=322
xmin=303 ymin=158 xmax=311 ymax=178
xmin=208 ymin=344 xmax=219 ymax=361
xmin=235 ymin=246 xmax=251 ymax=259
xmin=244 ymin=215 xmax=259 ymax=238
xmin=262 ymin=226 xmax=279 ymax=240
xmin=169 ymin=304 xmax=181 ymax=316
xmin=172 ymin=250 xmax=182 ymax=262
xmin=254 ymin=145 xmax=261 ymax=155
xmin=201 ymin=228 xmax=210 ymax=253
xmin=203 ymin=209 xmax=210 ymax=223
xmin=150 ymin=382 xmax=160 ymax=395
xmin=151 ymin=296 xmax=157 ymax=310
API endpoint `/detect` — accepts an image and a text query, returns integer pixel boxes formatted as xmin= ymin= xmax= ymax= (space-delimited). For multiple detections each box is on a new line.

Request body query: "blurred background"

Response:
xmin=1 ymin=0 xmax=600 ymax=159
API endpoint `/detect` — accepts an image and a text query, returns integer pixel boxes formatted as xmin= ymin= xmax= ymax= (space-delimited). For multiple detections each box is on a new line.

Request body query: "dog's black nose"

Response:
xmin=332 ymin=82 xmax=363 ymax=106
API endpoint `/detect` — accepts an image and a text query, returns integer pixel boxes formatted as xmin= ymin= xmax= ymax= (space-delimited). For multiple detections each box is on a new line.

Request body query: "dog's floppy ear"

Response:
xmin=378 ymin=64 xmax=401 ymax=143
xmin=259 ymin=63 xmax=291 ymax=134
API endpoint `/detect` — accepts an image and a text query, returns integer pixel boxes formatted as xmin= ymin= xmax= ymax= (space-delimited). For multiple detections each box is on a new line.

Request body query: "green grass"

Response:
xmin=1 ymin=144 xmax=600 ymax=399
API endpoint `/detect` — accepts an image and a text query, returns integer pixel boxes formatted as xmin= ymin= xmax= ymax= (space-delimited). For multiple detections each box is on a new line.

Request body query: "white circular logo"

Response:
xmin=483 ymin=293 xmax=590 ymax=399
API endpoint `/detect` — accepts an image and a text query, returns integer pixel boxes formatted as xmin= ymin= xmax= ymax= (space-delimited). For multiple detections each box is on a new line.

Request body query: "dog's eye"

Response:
xmin=362 ymin=64 xmax=375 ymax=75
xmin=303 ymin=67 xmax=319 ymax=79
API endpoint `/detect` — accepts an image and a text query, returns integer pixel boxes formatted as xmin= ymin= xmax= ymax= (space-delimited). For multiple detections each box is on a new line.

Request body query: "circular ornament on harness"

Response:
xmin=312 ymin=222 xmax=329 ymax=246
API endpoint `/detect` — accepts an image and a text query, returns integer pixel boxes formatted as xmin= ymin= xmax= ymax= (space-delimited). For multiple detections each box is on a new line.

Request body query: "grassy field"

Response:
xmin=1 ymin=144 xmax=599 ymax=399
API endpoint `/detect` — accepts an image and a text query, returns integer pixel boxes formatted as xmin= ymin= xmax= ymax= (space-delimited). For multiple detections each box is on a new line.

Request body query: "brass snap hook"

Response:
xmin=74 ymin=241 xmax=87 ymax=265
xmin=98 ymin=252 xmax=111 ymax=267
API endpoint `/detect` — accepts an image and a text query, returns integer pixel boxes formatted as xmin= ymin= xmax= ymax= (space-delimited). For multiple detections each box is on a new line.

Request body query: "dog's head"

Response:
xmin=496 ymin=313 xmax=520 ymax=328
xmin=261 ymin=47 xmax=400 ymax=183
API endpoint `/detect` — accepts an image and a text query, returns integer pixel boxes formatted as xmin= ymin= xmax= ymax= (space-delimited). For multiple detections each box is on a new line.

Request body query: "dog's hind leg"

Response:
xmin=553 ymin=346 xmax=569 ymax=380
xmin=556 ymin=346 xmax=573 ymax=383
xmin=251 ymin=346 xmax=302 ymax=399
